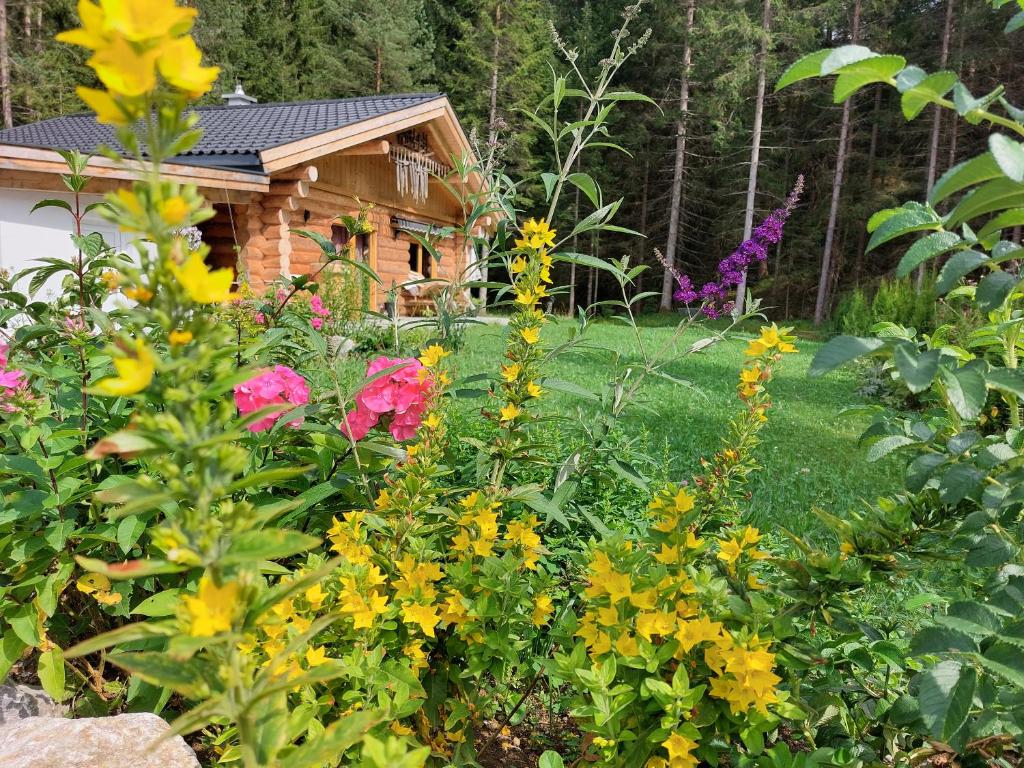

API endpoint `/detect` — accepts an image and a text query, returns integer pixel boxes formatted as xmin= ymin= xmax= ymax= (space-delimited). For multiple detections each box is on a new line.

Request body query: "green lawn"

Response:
xmin=435 ymin=318 xmax=900 ymax=537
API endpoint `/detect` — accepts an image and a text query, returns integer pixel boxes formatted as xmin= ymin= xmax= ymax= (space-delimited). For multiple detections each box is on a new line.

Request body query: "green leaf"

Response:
xmin=567 ymin=172 xmax=600 ymax=208
xmin=867 ymin=434 xmax=917 ymax=462
xmin=930 ymin=153 xmax=1004 ymax=206
xmin=918 ymin=661 xmax=975 ymax=746
xmin=911 ymin=626 xmax=977 ymax=655
xmin=833 ymin=55 xmax=906 ymax=102
xmin=990 ymin=134 xmax=1024 ymax=182
xmin=940 ymin=365 xmax=987 ymax=420
xmin=775 ymin=49 xmax=831 ymax=91
xmin=867 ymin=203 xmax=942 ymax=251
xmin=279 ymin=710 xmax=382 ymax=768
xmin=602 ymin=91 xmax=660 ymax=107
xmin=945 ymin=178 xmax=1024 ymax=229
xmin=76 ymin=556 xmax=186 ymax=581
xmin=541 ymin=172 xmax=558 ymax=202
xmin=0 ymin=634 xmax=27 ymax=681
xmin=935 ymin=250 xmax=988 ymax=294
xmin=1007 ymin=9 xmax=1024 ymax=33
xmin=131 ymin=589 xmax=183 ymax=618
xmin=30 ymin=199 xmax=74 ymax=214
xmin=108 ymin=652 xmax=211 ymax=697
xmin=9 ymin=605 xmax=41 ymax=647
xmin=221 ymin=529 xmax=320 ymax=565
xmin=821 ymin=45 xmax=878 ymax=75
xmin=65 ymin=621 xmax=176 ymax=658
xmin=939 ymin=463 xmax=985 ymax=504
xmin=975 ymin=270 xmax=1018 ymax=312
xmin=894 ymin=346 xmax=940 ymax=393
xmin=896 ymin=231 xmax=962 ymax=277
xmin=38 ymin=648 xmax=67 ymax=702
xmin=986 ymin=368 xmax=1024 ymax=399
xmin=901 ymin=71 xmax=958 ymax=120
xmin=809 ymin=336 xmax=886 ymax=376
xmin=965 ymin=533 xmax=1013 ymax=566
xmin=539 ymin=752 xmax=566 ymax=768
xmin=977 ymin=207 xmax=1024 ymax=240
xmin=116 ymin=515 xmax=146 ymax=555
xmin=978 ymin=641 xmax=1024 ymax=689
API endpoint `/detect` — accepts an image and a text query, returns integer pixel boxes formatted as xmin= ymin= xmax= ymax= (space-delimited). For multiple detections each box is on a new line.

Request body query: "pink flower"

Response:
xmin=0 ymin=368 xmax=28 ymax=413
xmin=311 ymin=317 xmax=323 ymax=330
xmin=0 ymin=342 xmax=8 ymax=368
xmin=340 ymin=356 xmax=433 ymax=442
xmin=254 ymin=312 xmax=266 ymax=325
xmin=310 ymin=294 xmax=331 ymax=318
xmin=234 ymin=365 xmax=310 ymax=433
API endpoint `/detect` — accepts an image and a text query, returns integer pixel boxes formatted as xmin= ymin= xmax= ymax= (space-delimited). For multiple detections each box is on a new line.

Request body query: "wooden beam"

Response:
xmin=259 ymin=194 xmax=298 ymax=212
xmin=274 ymin=165 xmax=318 ymax=182
xmin=269 ymin=179 xmax=308 ymax=198
xmin=338 ymin=140 xmax=389 ymax=157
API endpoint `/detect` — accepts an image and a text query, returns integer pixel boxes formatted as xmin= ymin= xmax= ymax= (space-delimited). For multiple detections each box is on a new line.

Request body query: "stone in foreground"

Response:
xmin=0 ymin=712 xmax=200 ymax=767
xmin=0 ymin=684 xmax=67 ymax=724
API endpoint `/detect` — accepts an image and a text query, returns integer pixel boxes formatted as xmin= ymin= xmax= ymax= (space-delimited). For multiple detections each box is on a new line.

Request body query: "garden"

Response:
xmin=1 ymin=1 xmax=1024 ymax=767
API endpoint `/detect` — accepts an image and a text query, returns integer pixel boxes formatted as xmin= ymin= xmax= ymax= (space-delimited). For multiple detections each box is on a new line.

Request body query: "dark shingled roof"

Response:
xmin=0 ymin=93 xmax=444 ymax=174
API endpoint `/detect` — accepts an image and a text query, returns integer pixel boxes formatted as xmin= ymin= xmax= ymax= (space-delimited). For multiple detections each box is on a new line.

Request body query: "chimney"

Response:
xmin=221 ymin=81 xmax=257 ymax=107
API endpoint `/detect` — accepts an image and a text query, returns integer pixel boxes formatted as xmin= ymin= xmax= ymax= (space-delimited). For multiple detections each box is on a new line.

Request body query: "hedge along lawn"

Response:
xmin=430 ymin=317 xmax=901 ymax=537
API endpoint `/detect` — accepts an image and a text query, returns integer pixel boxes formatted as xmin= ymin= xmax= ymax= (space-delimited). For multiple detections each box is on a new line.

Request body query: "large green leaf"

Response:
xmin=867 ymin=203 xmax=942 ymax=251
xmin=945 ymin=178 xmax=1024 ymax=228
xmin=918 ymin=661 xmax=975 ymax=747
xmin=940 ymin=364 xmax=987 ymax=419
xmin=775 ymin=49 xmax=831 ymax=91
xmin=977 ymin=207 xmax=1024 ymax=239
xmin=38 ymin=648 xmax=67 ymax=702
xmin=894 ymin=346 xmax=940 ymax=393
xmin=832 ymin=55 xmax=906 ymax=102
xmin=975 ymin=270 xmax=1018 ymax=312
xmin=911 ymin=626 xmax=977 ymax=655
xmin=896 ymin=231 xmax=962 ymax=277
xmin=986 ymin=368 xmax=1024 ymax=399
xmin=935 ymin=249 xmax=988 ymax=294
xmin=809 ymin=336 xmax=886 ymax=376
xmin=821 ymin=45 xmax=878 ymax=75
xmin=978 ymin=641 xmax=1024 ymax=689
xmin=867 ymin=435 xmax=917 ymax=462
xmin=109 ymin=652 xmax=212 ymax=697
xmin=221 ymin=529 xmax=320 ymax=565
xmin=990 ymin=134 xmax=1024 ymax=182
xmin=279 ymin=710 xmax=382 ymax=768
xmin=929 ymin=153 xmax=1003 ymax=206
xmin=901 ymin=71 xmax=958 ymax=120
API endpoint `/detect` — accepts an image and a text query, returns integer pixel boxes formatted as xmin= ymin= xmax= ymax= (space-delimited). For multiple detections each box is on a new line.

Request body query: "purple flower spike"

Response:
xmin=667 ymin=175 xmax=804 ymax=318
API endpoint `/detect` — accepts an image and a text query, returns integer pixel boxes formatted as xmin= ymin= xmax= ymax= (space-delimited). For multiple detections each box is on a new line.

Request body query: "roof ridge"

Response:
xmin=194 ymin=92 xmax=446 ymax=112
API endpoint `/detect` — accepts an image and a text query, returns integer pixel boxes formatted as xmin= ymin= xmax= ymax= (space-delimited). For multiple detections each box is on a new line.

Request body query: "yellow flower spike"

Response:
xmin=170 ymin=251 xmax=237 ymax=304
xmin=182 ymin=575 xmax=240 ymax=638
xmin=157 ymin=36 xmax=219 ymax=98
xmin=662 ymin=732 xmax=699 ymax=768
xmin=673 ymin=488 xmax=695 ymax=514
xmin=615 ymin=633 xmax=640 ymax=657
xmin=526 ymin=381 xmax=543 ymax=398
xmin=674 ymin=615 xmax=724 ymax=654
xmin=304 ymin=583 xmax=327 ymax=609
xmin=500 ymin=363 xmax=520 ymax=382
xmin=76 ymin=86 xmax=134 ymax=125
xmin=510 ymin=255 xmax=527 ymax=274
xmin=168 ymin=329 xmax=192 ymax=346
xmin=422 ymin=412 xmax=441 ymax=431
xmin=654 ymin=543 xmax=679 ymax=565
xmin=55 ymin=1 xmax=108 ymax=50
xmin=515 ymin=288 xmax=537 ymax=306
xmin=717 ymin=538 xmax=743 ymax=566
xmin=499 ymin=403 xmax=521 ymax=423
xmin=419 ymin=344 xmax=450 ymax=368
xmin=94 ymin=338 xmax=156 ymax=396
xmin=520 ymin=327 xmax=541 ymax=345
xmin=532 ymin=594 xmax=553 ymax=627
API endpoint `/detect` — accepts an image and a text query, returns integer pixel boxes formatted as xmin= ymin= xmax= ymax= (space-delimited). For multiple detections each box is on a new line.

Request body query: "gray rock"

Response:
xmin=0 ymin=712 xmax=200 ymax=767
xmin=0 ymin=684 xmax=66 ymax=724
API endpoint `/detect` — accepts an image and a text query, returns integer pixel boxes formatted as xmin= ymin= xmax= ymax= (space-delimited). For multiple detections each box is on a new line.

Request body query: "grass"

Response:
xmin=424 ymin=316 xmax=900 ymax=537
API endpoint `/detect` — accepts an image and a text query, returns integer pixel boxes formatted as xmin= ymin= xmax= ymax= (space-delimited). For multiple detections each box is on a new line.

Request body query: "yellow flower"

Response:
xmin=100 ymin=270 xmax=121 ymax=290
xmin=510 ymin=255 xmax=527 ymax=274
xmin=516 ymin=288 xmax=538 ymax=306
xmin=654 ymin=544 xmax=679 ymax=565
xmin=500 ymin=363 xmax=520 ymax=382
xmin=499 ymin=403 xmax=521 ymax=423
xmin=95 ymin=338 xmax=156 ymax=396
xmin=305 ymin=646 xmax=329 ymax=667
xmin=98 ymin=0 xmax=198 ymax=43
xmin=88 ymin=35 xmax=160 ymax=97
xmin=521 ymin=218 xmax=556 ymax=249
xmin=159 ymin=196 xmax=190 ymax=227
xmin=662 ymin=732 xmax=699 ymax=768
xmin=94 ymin=591 xmax=123 ymax=606
xmin=157 ymin=36 xmax=219 ymax=98
xmin=717 ymin=538 xmax=743 ymax=566
xmin=674 ymin=615 xmax=724 ymax=653
xmin=526 ymin=381 xmax=543 ymax=398
xmin=305 ymin=583 xmax=327 ymax=609
xmin=635 ymin=610 xmax=677 ymax=641
xmin=739 ymin=366 xmax=761 ymax=385
xmin=605 ymin=571 xmax=633 ymax=604
xmin=401 ymin=601 xmax=441 ymax=637
xmin=122 ymin=285 xmax=153 ymax=303
xmin=76 ymin=86 xmax=133 ymax=125
xmin=168 ymin=329 xmax=192 ymax=346
xmin=170 ymin=251 xmax=237 ymax=303
xmin=673 ymin=488 xmax=695 ymax=513
xmin=419 ymin=344 xmax=450 ymax=368
xmin=441 ymin=593 xmax=470 ymax=626
xmin=521 ymin=327 xmax=541 ymax=345
xmin=182 ymin=575 xmax=239 ymax=638
xmin=615 ymin=632 xmax=640 ymax=657
xmin=422 ymin=412 xmax=441 ymax=430
xmin=532 ymin=594 xmax=554 ymax=627
xmin=339 ymin=588 xmax=388 ymax=629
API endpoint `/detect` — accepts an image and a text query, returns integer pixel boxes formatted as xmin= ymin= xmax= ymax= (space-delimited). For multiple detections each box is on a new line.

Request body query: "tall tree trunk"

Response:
xmin=813 ymin=0 xmax=861 ymax=326
xmin=946 ymin=5 xmax=966 ymax=171
xmin=916 ymin=0 xmax=955 ymax=288
xmin=853 ymin=85 xmax=882 ymax=285
xmin=638 ymin=156 xmax=650 ymax=310
xmin=659 ymin=0 xmax=696 ymax=311
xmin=0 ymin=0 xmax=10 ymax=130
xmin=487 ymin=1 xmax=503 ymax=146
xmin=733 ymin=0 xmax=771 ymax=317
xmin=374 ymin=45 xmax=382 ymax=93
xmin=34 ymin=2 xmax=41 ymax=53
xmin=22 ymin=0 xmax=30 ymax=40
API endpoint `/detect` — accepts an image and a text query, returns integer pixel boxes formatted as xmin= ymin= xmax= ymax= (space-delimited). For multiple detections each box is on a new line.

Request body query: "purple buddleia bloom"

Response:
xmin=668 ymin=175 xmax=804 ymax=318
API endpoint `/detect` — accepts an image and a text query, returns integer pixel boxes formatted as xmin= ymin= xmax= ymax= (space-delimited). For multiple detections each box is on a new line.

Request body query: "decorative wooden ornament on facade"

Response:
xmin=390 ymin=130 xmax=448 ymax=204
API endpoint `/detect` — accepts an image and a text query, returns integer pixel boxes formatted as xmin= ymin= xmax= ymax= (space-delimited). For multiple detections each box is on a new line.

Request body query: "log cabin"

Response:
xmin=0 ymin=87 xmax=486 ymax=314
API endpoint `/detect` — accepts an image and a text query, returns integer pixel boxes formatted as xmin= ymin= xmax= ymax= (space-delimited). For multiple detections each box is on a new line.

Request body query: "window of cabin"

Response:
xmin=408 ymin=240 xmax=431 ymax=278
xmin=331 ymin=224 xmax=369 ymax=262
